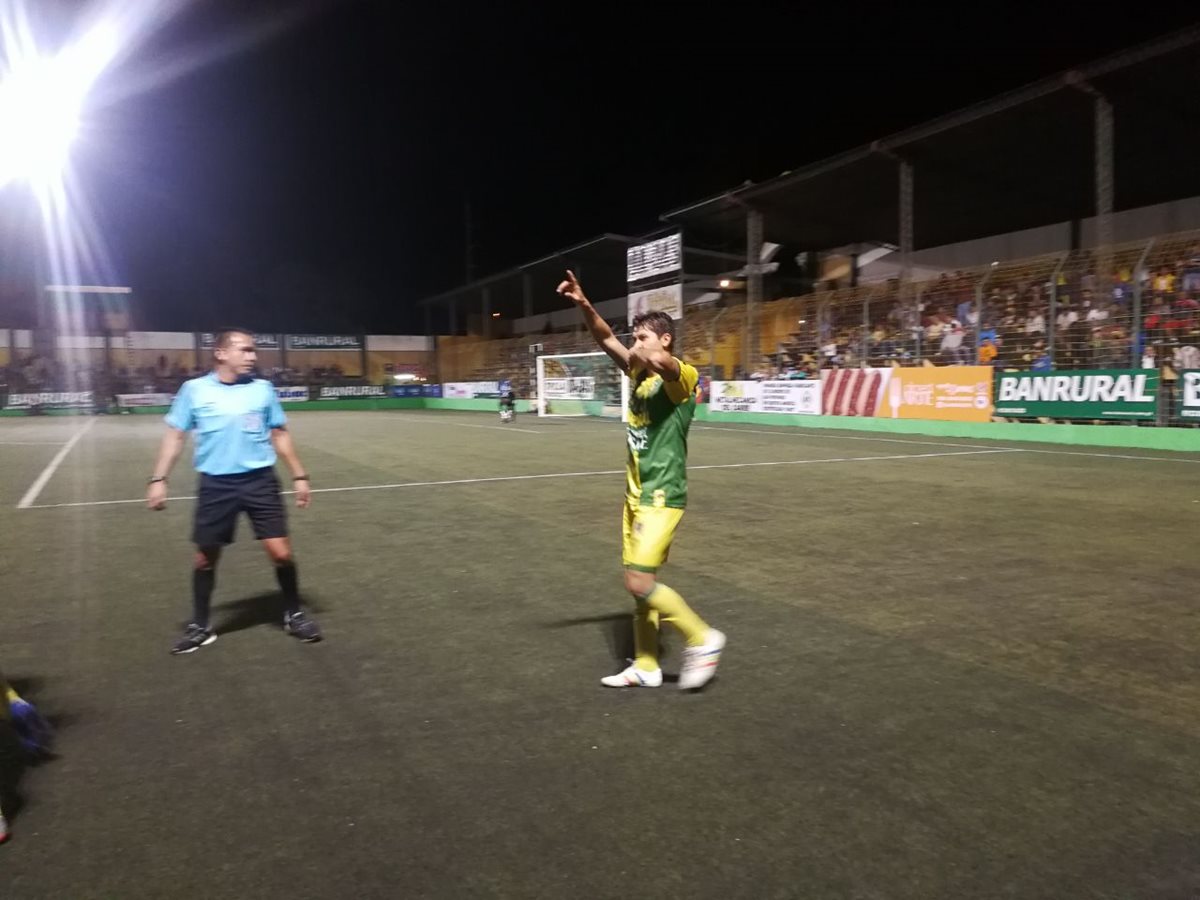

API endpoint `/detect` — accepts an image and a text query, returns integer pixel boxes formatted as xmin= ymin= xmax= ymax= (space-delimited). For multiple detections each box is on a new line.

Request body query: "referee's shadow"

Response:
xmin=214 ymin=592 xmax=328 ymax=636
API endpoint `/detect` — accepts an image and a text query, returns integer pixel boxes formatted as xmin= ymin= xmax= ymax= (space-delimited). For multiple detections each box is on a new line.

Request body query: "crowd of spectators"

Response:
xmin=773 ymin=241 xmax=1200 ymax=374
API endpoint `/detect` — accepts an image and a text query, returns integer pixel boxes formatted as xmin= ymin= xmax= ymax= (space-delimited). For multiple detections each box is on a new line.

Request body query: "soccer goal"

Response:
xmin=536 ymin=351 xmax=630 ymax=420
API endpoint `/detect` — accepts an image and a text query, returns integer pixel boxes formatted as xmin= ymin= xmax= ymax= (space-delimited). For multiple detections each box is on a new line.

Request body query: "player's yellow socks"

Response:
xmin=646 ymin=583 xmax=710 ymax=647
xmin=1 ymin=684 xmax=17 ymax=719
xmin=633 ymin=603 xmax=660 ymax=672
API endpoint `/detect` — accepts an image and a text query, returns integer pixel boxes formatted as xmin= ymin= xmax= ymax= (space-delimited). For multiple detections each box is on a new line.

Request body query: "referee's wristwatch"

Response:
xmin=147 ymin=476 xmax=167 ymax=485
xmin=293 ymin=475 xmax=310 ymax=483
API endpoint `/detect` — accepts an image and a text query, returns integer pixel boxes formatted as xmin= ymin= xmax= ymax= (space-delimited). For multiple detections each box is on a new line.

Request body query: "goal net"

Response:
xmin=536 ymin=351 xmax=629 ymax=420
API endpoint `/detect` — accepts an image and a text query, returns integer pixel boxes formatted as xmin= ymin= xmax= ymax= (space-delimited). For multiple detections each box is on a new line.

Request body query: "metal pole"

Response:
xmin=676 ymin=228 xmax=687 ymax=356
xmin=1132 ymin=238 xmax=1155 ymax=368
xmin=745 ymin=208 xmax=764 ymax=376
xmin=1095 ymin=95 xmax=1114 ymax=269
xmin=1047 ymin=252 xmax=1068 ymax=365
xmin=862 ymin=288 xmax=870 ymax=368
xmin=899 ymin=160 xmax=914 ymax=291
xmin=482 ymin=287 xmax=491 ymax=339
xmin=449 ymin=298 xmax=458 ymax=336
xmin=522 ymin=272 xmax=533 ymax=320
xmin=975 ymin=268 xmax=993 ymax=364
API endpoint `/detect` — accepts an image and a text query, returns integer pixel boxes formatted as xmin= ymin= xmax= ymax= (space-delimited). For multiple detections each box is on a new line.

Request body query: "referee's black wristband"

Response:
xmin=293 ymin=475 xmax=310 ymax=483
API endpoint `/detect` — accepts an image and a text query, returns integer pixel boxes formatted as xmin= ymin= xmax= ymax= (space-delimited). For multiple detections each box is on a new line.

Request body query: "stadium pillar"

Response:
xmin=482 ymin=287 xmax=491 ymax=339
xmin=744 ymin=208 xmax=763 ymax=376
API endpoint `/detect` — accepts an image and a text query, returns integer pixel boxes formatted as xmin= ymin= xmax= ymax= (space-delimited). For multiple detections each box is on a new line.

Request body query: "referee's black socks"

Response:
xmin=275 ymin=560 xmax=300 ymax=616
xmin=192 ymin=567 xmax=215 ymax=628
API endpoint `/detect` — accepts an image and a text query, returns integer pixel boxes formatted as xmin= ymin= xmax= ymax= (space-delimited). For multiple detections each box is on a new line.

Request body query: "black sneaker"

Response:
xmin=171 ymin=624 xmax=216 ymax=655
xmin=284 ymin=612 xmax=322 ymax=643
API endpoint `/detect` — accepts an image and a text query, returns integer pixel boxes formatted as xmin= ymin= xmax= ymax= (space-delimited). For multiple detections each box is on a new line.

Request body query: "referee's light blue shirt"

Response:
xmin=165 ymin=373 xmax=287 ymax=475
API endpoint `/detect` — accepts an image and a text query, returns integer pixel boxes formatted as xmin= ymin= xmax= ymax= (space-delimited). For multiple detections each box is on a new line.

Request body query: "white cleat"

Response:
xmin=600 ymin=664 xmax=663 ymax=688
xmin=678 ymin=629 xmax=726 ymax=690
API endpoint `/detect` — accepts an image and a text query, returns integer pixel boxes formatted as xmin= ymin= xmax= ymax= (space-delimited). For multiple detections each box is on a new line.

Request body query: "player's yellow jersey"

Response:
xmin=625 ymin=359 xmax=698 ymax=509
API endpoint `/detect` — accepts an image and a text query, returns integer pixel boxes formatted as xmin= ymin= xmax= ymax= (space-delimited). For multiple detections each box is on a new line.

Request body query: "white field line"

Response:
xmin=693 ymin=424 xmax=1200 ymax=464
xmin=16 ymin=418 xmax=98 ymax=509
xmin=19 ymin=448 xmax=1016 ymax=510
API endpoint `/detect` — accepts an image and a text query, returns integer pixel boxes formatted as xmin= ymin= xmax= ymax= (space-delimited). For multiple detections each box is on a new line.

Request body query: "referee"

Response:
xmin=147 ymin=328 xmax=321 ymax=653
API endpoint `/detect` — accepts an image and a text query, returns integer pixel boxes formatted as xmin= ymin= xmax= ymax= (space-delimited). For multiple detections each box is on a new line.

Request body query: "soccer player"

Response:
xmin=147 ymin=328 xmax=322 ymax=653
xmin=556 ymin=270 xmax=725 ymax=690
xmin=0 ymin=671 xmax=53 ymax=845
xmin=499 ymin=387 xmax=517 ymax=423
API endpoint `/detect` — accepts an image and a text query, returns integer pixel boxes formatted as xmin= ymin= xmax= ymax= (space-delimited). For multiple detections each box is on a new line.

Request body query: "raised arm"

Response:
xmin=556 ymin=270 xmax=630 ymax=374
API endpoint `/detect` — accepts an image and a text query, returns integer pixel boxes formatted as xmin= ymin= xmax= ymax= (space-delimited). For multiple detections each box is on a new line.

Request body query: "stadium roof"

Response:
xmin=419 ymin=26 xmax=1200 ymax=323
xmin=661 ymin=25 xmax=1200 ymax=253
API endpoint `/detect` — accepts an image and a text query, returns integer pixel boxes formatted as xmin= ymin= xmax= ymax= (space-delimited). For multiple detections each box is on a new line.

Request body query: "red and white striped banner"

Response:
xmin=821 ymin=368 xmax=889 ymax=417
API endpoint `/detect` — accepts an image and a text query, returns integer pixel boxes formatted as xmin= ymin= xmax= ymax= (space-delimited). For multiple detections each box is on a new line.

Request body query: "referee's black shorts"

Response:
xmin=193 ymin=467 xmax=287 ymax=547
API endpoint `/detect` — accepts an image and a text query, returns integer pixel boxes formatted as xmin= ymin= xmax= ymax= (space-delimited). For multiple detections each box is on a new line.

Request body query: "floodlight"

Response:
xmin=0 ymin=19 xmax=119 ymax=187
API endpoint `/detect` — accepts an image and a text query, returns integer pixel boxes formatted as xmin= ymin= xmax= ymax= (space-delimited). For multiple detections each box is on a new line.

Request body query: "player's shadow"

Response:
xmin=213 ymin=592 xmax=327 ymax=636
xmin=544 ymin=613 xmax=632 ymax=663
xmin=542 ymin=613 xmax=678 ymax=681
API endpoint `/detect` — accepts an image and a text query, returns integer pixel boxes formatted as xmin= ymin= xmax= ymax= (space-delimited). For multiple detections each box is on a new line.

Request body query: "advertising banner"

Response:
xmin=198 ymin=332 xmax=279 ymax=349
xmin=389 ymin=384 xmax=443 ymax=398
xmin=543 ymin=377 xmax=596 ymax=400
xmin=627 ymin=284 xmax=683 ymax=324
xmin=626 ymin=232 xmax=682 ymax=283
xmin=627 ymin=231 xmax=683 ymax=326
xmin=5 ymin=392 xmax=94 ymax=409
xmin=709 ymin=381 xmax=822 ymax=415
xmin=1178 ymin=370 xmax=1200 ymax=419
xmin=317 ymin=385 xmax=386 ymax=399
xmin=822 ymin=367 xmax=993 ymax=422
xmin=877 ymin=367 xmax=994 ymax=422
xmin=287 ymin=335 xmax=362 ymax=351
xmin=442 ymin=381 xmax=510 ymax=399
xmin=994 ymin=370 xmax=1158 ymax=420
xmin=274 ymin=386 xmax=309 ymax=402
xmin=116 ymin=393 xmax=174 ymax=408
xmin=821 ymin=368 xmax=889 ymax=417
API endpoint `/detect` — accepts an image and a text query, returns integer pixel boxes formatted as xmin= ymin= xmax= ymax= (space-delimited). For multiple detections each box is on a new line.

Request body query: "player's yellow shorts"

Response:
xmin=622 ymin=499 xmax=685 ymax=572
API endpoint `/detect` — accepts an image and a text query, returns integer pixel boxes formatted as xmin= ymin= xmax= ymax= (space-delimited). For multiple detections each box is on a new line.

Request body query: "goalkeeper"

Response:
xmin=0 ymin=670 xmax=54 ymax=844
xmin=556 ymin=270 xmax=725 ymax=690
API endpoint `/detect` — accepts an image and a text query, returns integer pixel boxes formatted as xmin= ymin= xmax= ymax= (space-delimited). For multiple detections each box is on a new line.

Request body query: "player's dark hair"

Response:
xmin=214 ymin=327 xmax=255 ymax=350
xmin=631 ymin=310 xmax=675 ymax=346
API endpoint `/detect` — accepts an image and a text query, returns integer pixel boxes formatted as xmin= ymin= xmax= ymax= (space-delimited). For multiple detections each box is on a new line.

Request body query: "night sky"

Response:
xmin=3 ymin=1 xmax=1198 ymax=332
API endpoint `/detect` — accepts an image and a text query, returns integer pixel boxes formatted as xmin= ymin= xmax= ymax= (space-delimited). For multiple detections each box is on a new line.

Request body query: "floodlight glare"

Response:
xmin=0 ymin=20 xmax=119 ymax=188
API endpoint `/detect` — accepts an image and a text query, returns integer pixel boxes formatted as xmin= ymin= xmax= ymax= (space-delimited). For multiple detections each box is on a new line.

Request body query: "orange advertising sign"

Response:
xmin=875 ymin=366 xmax=994 ymax=422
